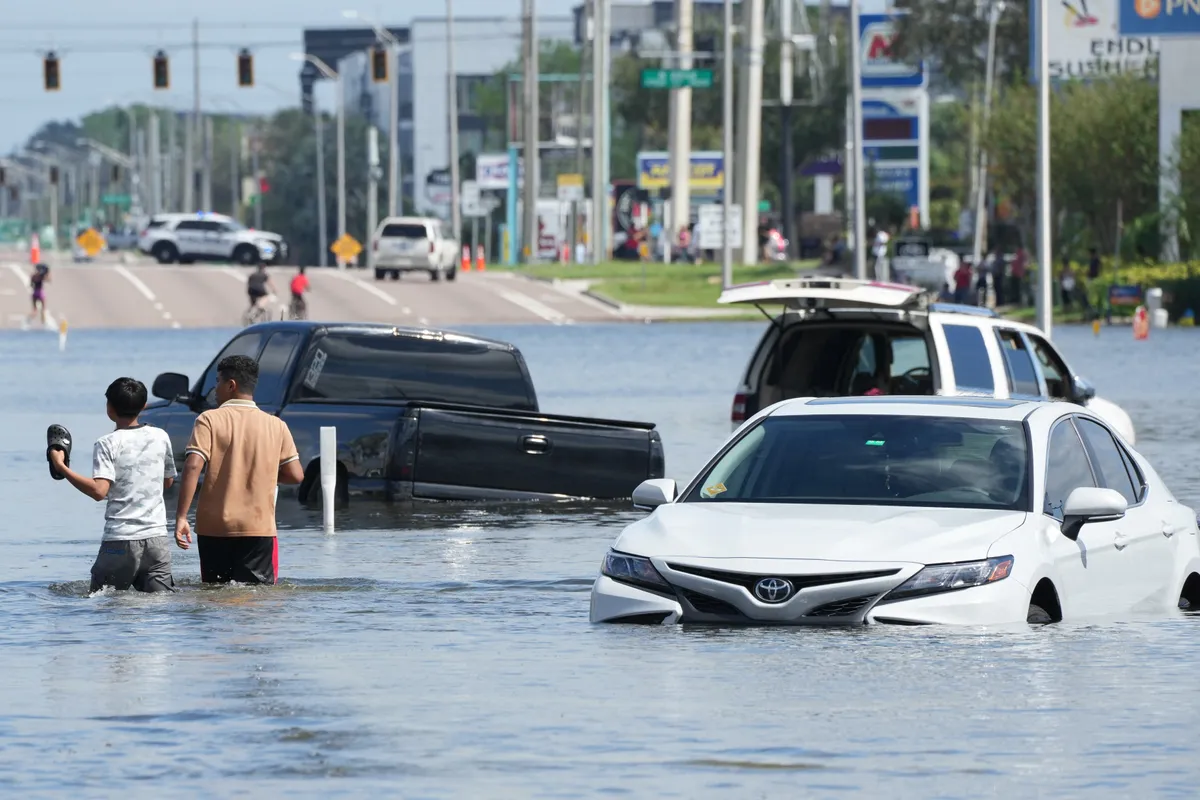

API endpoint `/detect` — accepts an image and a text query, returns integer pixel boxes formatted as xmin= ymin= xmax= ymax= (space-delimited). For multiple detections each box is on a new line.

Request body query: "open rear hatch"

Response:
xmin=718 ymin=276 xmax=934 ymax=312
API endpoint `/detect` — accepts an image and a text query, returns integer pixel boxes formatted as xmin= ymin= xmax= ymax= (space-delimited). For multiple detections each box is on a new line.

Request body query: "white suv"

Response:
xmin=371 ymin=216 xmax=459 ymax=281
xmin=138 ymin=213 xmax=287 ymax=265
xmin=720 ymin=276 xmax=1136 ymax=443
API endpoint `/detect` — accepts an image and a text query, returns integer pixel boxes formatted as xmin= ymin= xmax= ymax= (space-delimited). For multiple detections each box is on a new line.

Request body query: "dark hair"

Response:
xmin=105 ymin=377 xmax=147 ymax=418
xmin=216 ymin=355 xmax=259 ymax=393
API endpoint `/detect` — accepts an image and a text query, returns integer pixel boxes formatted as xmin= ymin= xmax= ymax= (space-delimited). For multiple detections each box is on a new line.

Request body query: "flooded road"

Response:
xmin=3 ymin=322 xmax=1200 ymax=796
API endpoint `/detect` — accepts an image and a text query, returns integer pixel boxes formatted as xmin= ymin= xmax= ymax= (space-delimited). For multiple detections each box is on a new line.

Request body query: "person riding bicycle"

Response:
xmin=288 ymin=266 xmax=309 ymax=320
xmin=247 ymin=263 xmax=274 ymax=312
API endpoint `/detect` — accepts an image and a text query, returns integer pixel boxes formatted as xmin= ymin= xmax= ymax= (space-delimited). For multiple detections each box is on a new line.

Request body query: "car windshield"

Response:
xmin=685 ymin=414 xmax=1030 ymax=510
xmin=381 ymin=223 xmax=429 ymax=239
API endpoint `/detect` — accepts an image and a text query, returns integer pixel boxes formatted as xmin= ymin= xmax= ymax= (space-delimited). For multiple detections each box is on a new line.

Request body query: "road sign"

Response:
xmin=557 ymin=173 xmax=585 ymax=203
xmin=461 ymin=180 xmax=485 ymax=216
xmin=1119 ymin=0 xmax=1200 ymax=36
xmin=75 ymin=227 xmax=105 ymax=257
xmin=640 ymin=68 xmax=714 ymax=89
xmin=696 ymin=204 xmax=742 ymax=250
xmin=101 ymin=193 xmax=131 ymax=207
xmin=330 ymin=233 xmax=362 ymax=262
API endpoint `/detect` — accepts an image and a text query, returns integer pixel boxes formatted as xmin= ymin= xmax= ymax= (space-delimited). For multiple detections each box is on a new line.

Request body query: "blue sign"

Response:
xmin=635 ymin=151 xmax=724 ymax=196
xmin=866 ymin=165 xmax=920 ymax=210
xmin=1119 ymin=0 xmax=1200 ymax=36
xmin=859 ymin=13 xmax=926 ymax=88
xmin=1109 ymin=284 xmax=1144 ymax=307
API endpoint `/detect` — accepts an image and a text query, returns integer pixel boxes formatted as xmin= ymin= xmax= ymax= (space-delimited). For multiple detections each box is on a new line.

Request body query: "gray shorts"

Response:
xmin=91 ymin=536 xmax=175 ymax=593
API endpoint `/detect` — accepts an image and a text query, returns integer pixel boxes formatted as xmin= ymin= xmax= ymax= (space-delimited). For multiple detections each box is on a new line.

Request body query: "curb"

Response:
xmin=583 ymin=289 xmax=625 ymax=311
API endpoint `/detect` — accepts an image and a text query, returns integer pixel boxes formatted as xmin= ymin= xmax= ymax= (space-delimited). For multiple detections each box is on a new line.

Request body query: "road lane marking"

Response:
xmin=497 ymin=288 xmax=571 ymax=325
xmin=221 ymin=267 xmax=245 ymax=283
xmin=115 ymin=266 xmax=157 ymax=301
xmin=328 ymin=271 xmax=398 ymax=306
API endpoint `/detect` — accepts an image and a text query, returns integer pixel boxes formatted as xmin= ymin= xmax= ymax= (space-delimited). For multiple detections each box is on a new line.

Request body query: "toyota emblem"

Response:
xmin=754 ymin=577 xmax=794 ymax=603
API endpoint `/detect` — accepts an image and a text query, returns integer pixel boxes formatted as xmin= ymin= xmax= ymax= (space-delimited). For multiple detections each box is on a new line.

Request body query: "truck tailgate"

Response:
xmin=407 ymin=405 xmax=662 ymax=500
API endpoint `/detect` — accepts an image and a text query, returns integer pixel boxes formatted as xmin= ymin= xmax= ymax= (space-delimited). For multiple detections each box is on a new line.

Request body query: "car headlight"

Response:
xmin=601 ymin=550 xmax=670 ymax=593
xmin=881 ymin=556 xmax=1014 ymax=603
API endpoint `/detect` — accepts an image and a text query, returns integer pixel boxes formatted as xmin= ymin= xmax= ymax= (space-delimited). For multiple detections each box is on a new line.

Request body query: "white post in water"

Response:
xmin=320 ymin=426 xmax=337 ymax=533
xmin=58 ymin=318 xmax=67 ymax=351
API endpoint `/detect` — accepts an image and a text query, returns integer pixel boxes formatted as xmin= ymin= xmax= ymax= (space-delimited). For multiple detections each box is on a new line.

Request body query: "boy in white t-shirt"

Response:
xmin=48 ymin=377 xmax=178 ymax=593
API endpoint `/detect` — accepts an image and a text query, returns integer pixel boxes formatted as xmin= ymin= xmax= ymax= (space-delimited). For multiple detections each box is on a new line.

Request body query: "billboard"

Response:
xmin=635 ymin=151 xmax=724 ymax=196
xmin=1030 ymin=0 xmax=1159 ymax=80
xmin=1119 ymin=0 xmax=1200 ymax=36
xmin=859 ymin=13 xmax=926 ymax=88
xmin=476 ymin=153 xmax=523 ymax=190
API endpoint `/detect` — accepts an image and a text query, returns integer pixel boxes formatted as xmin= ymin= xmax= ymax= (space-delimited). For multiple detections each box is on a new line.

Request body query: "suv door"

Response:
xmin=172 ymin=219 xmax=205 ymax=257
xmin=1043 ymin=418 xmax=1122 ymax=618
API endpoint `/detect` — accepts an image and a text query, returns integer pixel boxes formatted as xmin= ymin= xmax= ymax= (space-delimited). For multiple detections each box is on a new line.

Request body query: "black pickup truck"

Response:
xmin=142 ymin=322 xmax=665 ymax=503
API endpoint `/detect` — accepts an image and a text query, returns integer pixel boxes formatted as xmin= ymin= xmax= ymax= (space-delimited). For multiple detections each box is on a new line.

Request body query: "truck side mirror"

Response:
xmin=152 ymin=372 xmax=191 ymax=402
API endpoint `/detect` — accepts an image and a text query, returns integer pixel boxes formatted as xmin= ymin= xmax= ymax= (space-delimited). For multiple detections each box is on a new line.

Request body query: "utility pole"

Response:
xmin=1036 ymin=0 xmax=1052 ymax=336
xmin=389 ymin=42 xmax=401 ymax=216
xmin=337 ymin=72 xmax=347 ymax=249
xmin=230 ymin=123 xmax=240 ymax=220
xmin=669 ymin=0 xmax=694 ymax=241
xmin=447 ymin=0 xmax=463 ymax=244
xmin=780 ymin=0 xmax=795 ymax=261
xmin=202 ymin=116 xmax=214 ymax=211
xmin=590 ymin=0 xmax=604 ymax=265
xmin=164 ymin=112 xmax=175 ymax=213
xmin=848 ymin=0 xmax=867 ymax=280
xmin=367 ymin=125 xmax=379 ymax=273
xmin=252 ymin=130 xmax=263 ymax=230
xmin=191 ymin=18 xmax=200 ymax=211
xmin=148 ymin=113 xmax=162 ymax=216
xmin=971 ymin=0 xmax=1002 ymax=270
xmin=522 ymin=0 xmax=539 ymax=263
xmin=737 ymin=0 xmax=764 ymax=265
xmin=599 ymin=0 xmax=611 ymax=260
xmin=721 ymin=0 xmax=735 ymax=288
xmin=315 ymin=98 xmax=328 ymax=267
xmin=575 ymin=0 xmax=591 ymax=261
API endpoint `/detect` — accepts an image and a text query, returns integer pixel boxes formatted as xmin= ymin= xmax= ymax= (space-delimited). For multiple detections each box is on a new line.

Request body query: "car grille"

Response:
xmin=678 ymin=588 xmax=745 ymax=618
xmin=806 ymin=595 xmax=878 ymax=618
xmin=666 ymin=563 xmax=901 ymax=591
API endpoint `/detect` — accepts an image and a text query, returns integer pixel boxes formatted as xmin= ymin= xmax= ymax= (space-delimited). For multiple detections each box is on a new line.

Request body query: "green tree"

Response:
xmin=892 ymin=0 xmax=1031 ymax=89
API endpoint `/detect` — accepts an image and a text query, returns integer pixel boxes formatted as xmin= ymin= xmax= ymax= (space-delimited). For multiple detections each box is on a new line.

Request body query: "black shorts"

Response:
xmin=197 ymin=535 xmax=278 ymax=585
xmin=91 ymin=537 xmax=175 ymax=593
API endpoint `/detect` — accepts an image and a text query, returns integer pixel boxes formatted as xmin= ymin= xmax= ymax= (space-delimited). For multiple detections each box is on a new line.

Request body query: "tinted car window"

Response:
xmin=1028 ymin=335 xmax=1071 ymax=399
xmin=293 ymin=333 xmax=535 ymax=410
xmin=1075 ymin=417 xmax=1139 ymax=505
xmin=254 ymin=331 xmax=302 ymax=406
xmin=942 ymin=324 xmax=995 ymax=393
xmin=686 ymin=414 xmax=1029 ymax=510
xmin=381 ymin=224 xmax=429 ymax=239
xmin=1118 ymin=443 xmax=1146 ymax=502
xmin=995 ymin=329 xmax=1040 ymax=396
xmin=1044 ymin=420 xmax=1097 ymax=519
xmin=175 ymin=220 xmax=203 ymax=231
xmin=199 ymin=332 xmax=266 ymax=404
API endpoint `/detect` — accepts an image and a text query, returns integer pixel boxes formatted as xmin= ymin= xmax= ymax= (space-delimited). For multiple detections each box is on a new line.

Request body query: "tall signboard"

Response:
xmin=635 ymin=151 xmax=725 ymax=198
xmin=858 ymin=13 xmax=930 ymax=228
xmin=1030 ymin=0 xmax=1158 ymax=81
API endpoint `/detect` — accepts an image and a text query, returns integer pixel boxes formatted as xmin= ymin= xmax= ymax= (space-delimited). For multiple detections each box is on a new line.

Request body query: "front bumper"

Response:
xmin=590 ymin=562 xmax=1031 ymax=626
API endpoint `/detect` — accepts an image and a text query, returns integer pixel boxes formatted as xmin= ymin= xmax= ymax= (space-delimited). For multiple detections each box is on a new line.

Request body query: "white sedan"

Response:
xmin=590 ymin=396 xmax=1200 ymax=626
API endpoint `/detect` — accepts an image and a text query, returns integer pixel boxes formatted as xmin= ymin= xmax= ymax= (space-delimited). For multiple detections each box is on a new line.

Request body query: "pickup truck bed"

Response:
xmin=144 ymin=322 xmax=665 ymax=503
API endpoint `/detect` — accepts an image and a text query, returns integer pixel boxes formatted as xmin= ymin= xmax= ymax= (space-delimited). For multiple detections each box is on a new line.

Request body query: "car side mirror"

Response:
xmin=632 ymin=478 xmax=677 ymax=510
xmin=152 ymin=372 xmax=191 ymax=402
xmin=1061 ymin=486 xmax=1127 ymax=541
xmin=1072 ymin=376 xmax=1097 ymax=404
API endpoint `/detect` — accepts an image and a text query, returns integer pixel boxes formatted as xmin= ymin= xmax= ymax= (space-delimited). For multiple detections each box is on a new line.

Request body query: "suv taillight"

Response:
xmin=373 ymin=240 xmax=379 ymax=251
xmin=429 ymin=240 xmax=435 ymax=254
xmin=731 ymin=392 xmax=748 ymax=423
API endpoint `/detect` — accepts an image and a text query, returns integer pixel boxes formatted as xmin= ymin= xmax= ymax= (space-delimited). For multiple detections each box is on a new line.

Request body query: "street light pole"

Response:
xmin=1036 ymin=0 xmax=1052 ymax=336
xmin=345 ymin=10 xmax=403 ymax=217
xmin=294 ymin=53 xmax=343 ymax=265
xmin=848 ymin=0 xmax=868 ymax=280
xmin=721 ymin=0 xmax=734 ymax=288
xmin=447 ymin=0 xmax=462 ymax=244
xmin=972 ymin=1 xmax=1002 ymax=271
xmin=315 ymin=95 xmax=329 ymax=267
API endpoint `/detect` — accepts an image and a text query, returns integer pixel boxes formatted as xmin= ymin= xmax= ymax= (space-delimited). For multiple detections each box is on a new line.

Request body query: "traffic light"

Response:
xmin=153 ymin=50 xmax=169 ymax=90
xmin=371 ymin=47 xmax=388 ymax=83
xmin=237 ymin=49 xmax=253 ymax=87
xmin=43 ymin=52 xmax=60 ymax=91
xmin=258 ymin=175 xmax=270 ymax=195
xmin=49 ymin=166 xmax=59 ymax=185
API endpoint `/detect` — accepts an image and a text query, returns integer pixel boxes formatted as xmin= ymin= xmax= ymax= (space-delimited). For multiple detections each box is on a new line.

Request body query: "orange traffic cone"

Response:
xmin=461 ymin=244 xmax=472 ymax=272
xmin=475 ymin=243 xmax=486 ymax=271
xmin=30 ymin=233 xmax=40 ymax=265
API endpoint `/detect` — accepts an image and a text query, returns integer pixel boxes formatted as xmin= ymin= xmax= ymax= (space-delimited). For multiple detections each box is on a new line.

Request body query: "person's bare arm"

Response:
xmin=163 ymin=477 xmax=174 ymax=491
xmin=50 ymin=450 xmax=110 ymax=501
xmin=278 ymin=459 xmax=304 ymax=485
xmin=174 ymin=453 xmax=204 ymax=549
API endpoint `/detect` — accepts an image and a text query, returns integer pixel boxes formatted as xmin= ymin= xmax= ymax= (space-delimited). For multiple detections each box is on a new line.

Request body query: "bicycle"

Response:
xmin=287 ymin=294 xmax=308 ymax=321
xmin=243 ymin=295 xmax=273 ymax=327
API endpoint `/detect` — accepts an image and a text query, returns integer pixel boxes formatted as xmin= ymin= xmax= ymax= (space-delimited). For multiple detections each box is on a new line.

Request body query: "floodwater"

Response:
xmin=3 ymin=321 xmax=1200 ymax=797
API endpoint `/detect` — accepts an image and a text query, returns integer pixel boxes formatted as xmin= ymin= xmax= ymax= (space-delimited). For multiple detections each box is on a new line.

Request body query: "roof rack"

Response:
xmin=928 ymin=302 xmax=999 ymax=318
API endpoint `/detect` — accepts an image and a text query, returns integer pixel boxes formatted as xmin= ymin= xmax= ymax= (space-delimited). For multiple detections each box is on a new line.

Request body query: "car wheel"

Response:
xmin=152 ymin=242 xmax=179 ymax=264
xmin=431 ymin=268 xmax=442 ymax=282
xmin=1026 ymin=603 xmax=1053 ymax=625
xmin=374 ymin=268 xmax=385 ymax=281
xmin=447 ymin=267 xmax=457 ymax=282
xmin=233 ymin=244 xmax=258 ymax=265
xmin=390 ymin=270 xmax=400 ymax=281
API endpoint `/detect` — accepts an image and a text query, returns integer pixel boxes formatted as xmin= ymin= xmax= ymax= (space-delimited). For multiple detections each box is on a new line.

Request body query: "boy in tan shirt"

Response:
xmin=174 ymin=355 xmax=305 ymax=584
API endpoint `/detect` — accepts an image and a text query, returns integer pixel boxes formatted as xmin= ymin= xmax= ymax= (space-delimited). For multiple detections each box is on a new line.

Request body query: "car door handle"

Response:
xmin=521 ymin=434 xmax=551 ymax=455
xmin=1163 ymin=522 xmax=1182 ymax=538
xmin=1114 ymin=532 xmax=1128 ymax=551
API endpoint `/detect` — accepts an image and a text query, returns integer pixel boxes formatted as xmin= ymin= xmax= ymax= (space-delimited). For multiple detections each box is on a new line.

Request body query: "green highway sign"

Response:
xmin=640 ymin=68 xmax=714 ymax=90
xmin=102 ymin=193 xmax=131 ymax=207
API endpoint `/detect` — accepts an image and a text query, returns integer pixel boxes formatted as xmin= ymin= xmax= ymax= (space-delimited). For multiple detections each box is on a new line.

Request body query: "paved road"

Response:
xmin=0 ymin=260 xmax=626 ymax=330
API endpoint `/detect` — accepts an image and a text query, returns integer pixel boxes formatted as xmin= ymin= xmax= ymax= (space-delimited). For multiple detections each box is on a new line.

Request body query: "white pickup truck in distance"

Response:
xmin=719 ymin=277 xmax=1135 ymax=444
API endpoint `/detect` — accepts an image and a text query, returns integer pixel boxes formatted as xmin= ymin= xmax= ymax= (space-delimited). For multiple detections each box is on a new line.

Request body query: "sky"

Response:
xmin=0 ymin=0 xmax=578 ymax=153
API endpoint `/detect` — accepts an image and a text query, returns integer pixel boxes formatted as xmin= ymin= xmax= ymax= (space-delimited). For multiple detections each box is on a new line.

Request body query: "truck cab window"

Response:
xmin=995 ymin=329 xmax=1040 ymax=397
xmin=254 ymin=331 xmax=302 ymax=406
xmin=941 ymin=324 xmax=995 ymax=394
xmin=199 ymin=332 xmax=266 ymax=405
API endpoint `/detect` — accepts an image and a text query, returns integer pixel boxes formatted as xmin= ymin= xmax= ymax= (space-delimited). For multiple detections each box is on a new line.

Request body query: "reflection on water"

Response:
xmin=2 ymin=323 xmax=1200 ymax=795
